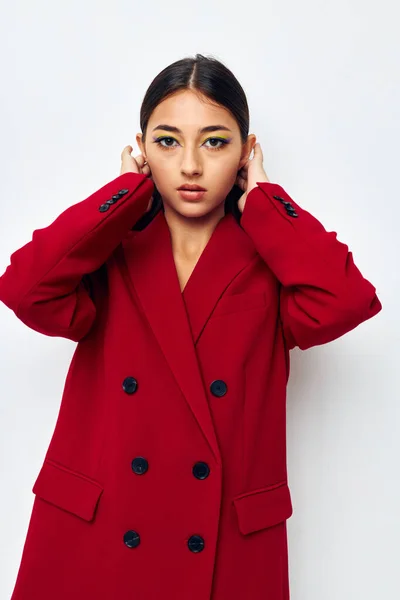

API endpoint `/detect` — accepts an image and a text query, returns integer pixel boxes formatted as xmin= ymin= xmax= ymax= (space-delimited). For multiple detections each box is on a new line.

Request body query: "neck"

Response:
xmin=163 ymin=202 xmax=225 ymax=259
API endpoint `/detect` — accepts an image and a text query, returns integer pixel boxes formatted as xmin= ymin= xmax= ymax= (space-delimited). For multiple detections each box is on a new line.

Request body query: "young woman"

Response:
xmin=0 ymin=54 xmax=382 ymax=600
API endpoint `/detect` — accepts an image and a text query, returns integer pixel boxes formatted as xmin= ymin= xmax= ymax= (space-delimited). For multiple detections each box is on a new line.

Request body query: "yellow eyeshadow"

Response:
xmin=201 ymin=135 xmax=230 ymax=143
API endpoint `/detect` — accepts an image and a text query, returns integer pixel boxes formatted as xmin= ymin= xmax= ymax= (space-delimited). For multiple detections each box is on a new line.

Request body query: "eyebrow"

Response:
xmin=151 ymin=124 xmax=233 ymax=134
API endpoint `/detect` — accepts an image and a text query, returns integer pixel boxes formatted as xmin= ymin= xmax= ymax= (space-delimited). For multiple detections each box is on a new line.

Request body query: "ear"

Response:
xmin=136 ymin=133 xmax=147 ymax=160
xmin=238 ymin=134 xmax=256 ymax=170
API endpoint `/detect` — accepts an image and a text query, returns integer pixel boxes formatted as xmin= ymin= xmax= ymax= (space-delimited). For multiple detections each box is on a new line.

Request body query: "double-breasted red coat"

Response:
xmin=0 ymin=171 xmax=382 ymax=599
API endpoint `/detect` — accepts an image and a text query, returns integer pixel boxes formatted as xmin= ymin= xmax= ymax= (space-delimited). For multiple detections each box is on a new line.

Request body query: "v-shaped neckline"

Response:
xmin=125 ymin=202 xmax=257 ymax=351
xmin=159 ymin=210 xmax=230 ymax=297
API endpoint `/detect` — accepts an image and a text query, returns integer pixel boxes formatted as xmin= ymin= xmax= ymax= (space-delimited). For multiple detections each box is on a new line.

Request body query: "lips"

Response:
xmin=178 ymin=184 xmax=206 ymax=191
xmin=177 ymin=187 xmax=206 ymax=201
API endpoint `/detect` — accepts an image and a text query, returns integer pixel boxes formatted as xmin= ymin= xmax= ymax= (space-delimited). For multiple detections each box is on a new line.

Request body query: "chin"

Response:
xmin=174 ymin=202 xmax=224 ymax=220
xmin=162 ymin=193 xmax=224 ymax=216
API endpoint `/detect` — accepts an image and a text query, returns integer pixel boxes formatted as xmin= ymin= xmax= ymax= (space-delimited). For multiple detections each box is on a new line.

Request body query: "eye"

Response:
xmin=152 ymin=136 xmax=230 ymax=151
xmin=203 ymin=138 xmax=229 ymax=150
xmin=155 ymin=137 xmax=179 ymax=148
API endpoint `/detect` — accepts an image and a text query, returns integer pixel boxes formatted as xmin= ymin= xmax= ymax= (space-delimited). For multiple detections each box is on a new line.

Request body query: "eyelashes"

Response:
xmin=152 ymin=136 xmax=231 ymax=152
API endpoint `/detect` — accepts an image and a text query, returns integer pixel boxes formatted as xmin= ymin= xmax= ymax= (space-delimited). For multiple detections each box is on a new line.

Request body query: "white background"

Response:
xmin=0 ymin=0 xmax=398 ymax=598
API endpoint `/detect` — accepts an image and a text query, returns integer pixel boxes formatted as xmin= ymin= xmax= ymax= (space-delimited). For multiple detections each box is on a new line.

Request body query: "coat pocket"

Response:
xmin=213 ymin=291 xmax=269 ymax=317
xmin=232 ymin=480 xmax=293 ymax=535
xmin=32 ymin=458 xmax=104 ymax=522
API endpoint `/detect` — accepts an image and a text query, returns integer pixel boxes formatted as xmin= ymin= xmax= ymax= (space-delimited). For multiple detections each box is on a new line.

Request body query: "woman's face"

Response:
xmin=136 ymin=89 xmax=255 ymax=219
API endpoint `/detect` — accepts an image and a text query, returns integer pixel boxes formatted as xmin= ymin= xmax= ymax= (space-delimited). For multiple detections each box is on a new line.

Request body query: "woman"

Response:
xmin=0 ymin=54 xmax=382 ymax=600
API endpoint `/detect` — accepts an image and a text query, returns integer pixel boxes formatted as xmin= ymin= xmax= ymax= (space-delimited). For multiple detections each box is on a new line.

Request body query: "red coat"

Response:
xmin=0 ymin=172 xmax=381 ymax=599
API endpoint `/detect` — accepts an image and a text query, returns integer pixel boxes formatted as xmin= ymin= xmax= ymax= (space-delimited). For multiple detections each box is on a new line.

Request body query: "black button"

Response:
xmin=210 ymin=380 xmax=227 ymax=397
xmin=287 ymin=210 xmax=298 ymax=218
xmin=192 ymin=462 xmax=210 ymax=480
xmin=123 ymin=530 xmax=140 ymax=548
xmin=122 ymin=377 xmax=138 ymax=394
xmin=118 ymin=188 xmax=129 ymax=195
xmin=273 ymin=195 xmax=285 ymax=202
xmin=105 ymin=194 xmax=122 ymax=205
xmin=285 ymin=205 xmax=296 ymax=212
xmin=188 ymin=535 xmax=205 ymax=553
xmin=99 ymin=203 xmax=110 ymax=212
xmin=131 ymin=457 xmax=148 ymax=475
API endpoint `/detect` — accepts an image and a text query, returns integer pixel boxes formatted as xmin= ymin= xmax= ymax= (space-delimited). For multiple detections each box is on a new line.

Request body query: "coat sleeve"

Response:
xmin=239 ymin=181 xmax=382 ymax=350
xmin=0 ymin=171 xmax=154 ymax=342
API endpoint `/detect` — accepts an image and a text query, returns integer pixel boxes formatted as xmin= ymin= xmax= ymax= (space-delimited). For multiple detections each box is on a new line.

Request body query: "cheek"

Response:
xmin=146 ymin=152 xmax=169 ymax=177
xmin=217 ymin=149 xmax=242 ymax=174
xmin=151 ymin=162 xmax=171 ymax=184
xmin=147 ymin=161 xmax=174 ymax=195
xmin=213 ymin=155 xmax=241 ymax=185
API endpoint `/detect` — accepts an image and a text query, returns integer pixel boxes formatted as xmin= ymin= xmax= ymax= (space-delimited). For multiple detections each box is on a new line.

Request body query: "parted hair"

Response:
xmin=132 ymin=53 xmax=250 ymax=230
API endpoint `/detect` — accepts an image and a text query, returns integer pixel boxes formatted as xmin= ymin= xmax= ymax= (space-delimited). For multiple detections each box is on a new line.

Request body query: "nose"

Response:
xmin=180 ymin=145 xmax=203 ymax=177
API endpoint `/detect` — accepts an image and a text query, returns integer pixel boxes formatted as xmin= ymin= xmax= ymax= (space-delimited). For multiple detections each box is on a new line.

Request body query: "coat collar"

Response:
xmin=124 ymin=209 xmax=256 ymax=464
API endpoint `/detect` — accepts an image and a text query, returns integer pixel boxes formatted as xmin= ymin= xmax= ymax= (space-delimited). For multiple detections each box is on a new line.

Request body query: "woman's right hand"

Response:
xmin=120 ymin=145 xmax=153 ymax=212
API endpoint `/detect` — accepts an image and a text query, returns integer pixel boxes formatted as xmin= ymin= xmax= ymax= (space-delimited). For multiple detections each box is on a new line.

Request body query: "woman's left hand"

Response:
xmin=236 ymin=143 xmax=270 ymax=213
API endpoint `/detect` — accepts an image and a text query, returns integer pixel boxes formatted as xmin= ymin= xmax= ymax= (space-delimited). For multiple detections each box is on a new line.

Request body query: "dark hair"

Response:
xmin=132 ymin=53 xmax=250 ymax=231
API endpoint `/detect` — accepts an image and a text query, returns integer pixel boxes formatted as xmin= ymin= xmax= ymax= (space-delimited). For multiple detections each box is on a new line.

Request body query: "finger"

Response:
xmin=135 ymin=154 xmax=146 ymax=167
xmin=235 ymin=175 xmax=246 ymax=191
xmin=254 ymin=142 xmax=263 ymax=161
xmin=121 ymin=145 xmax=133 ymax=160
xmin=142 ymin=164 xmax=151 ymax=176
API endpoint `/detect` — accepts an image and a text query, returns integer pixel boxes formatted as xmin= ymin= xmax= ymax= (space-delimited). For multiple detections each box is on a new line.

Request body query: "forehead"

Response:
xmin=148 ymin=89 xmax=238 ymax=131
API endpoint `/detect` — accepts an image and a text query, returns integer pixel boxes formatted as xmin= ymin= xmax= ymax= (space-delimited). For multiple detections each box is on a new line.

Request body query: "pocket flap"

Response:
xmin=32 ymin=458 xmax=104 ymax=522
xmin=233 ymin=481 xmax=293 ymax=535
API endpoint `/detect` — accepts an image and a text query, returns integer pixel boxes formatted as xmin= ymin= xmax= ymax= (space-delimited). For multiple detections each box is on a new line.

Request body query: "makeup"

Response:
xmin=177 ymin=190 xmax=206 ymax=201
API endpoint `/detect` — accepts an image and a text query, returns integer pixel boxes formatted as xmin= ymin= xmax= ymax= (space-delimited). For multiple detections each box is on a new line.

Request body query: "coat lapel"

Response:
xmin=124 ymin=209 xmax=256 ymax=465
xmin=181 ymin=212 xmax=257 ymax=345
